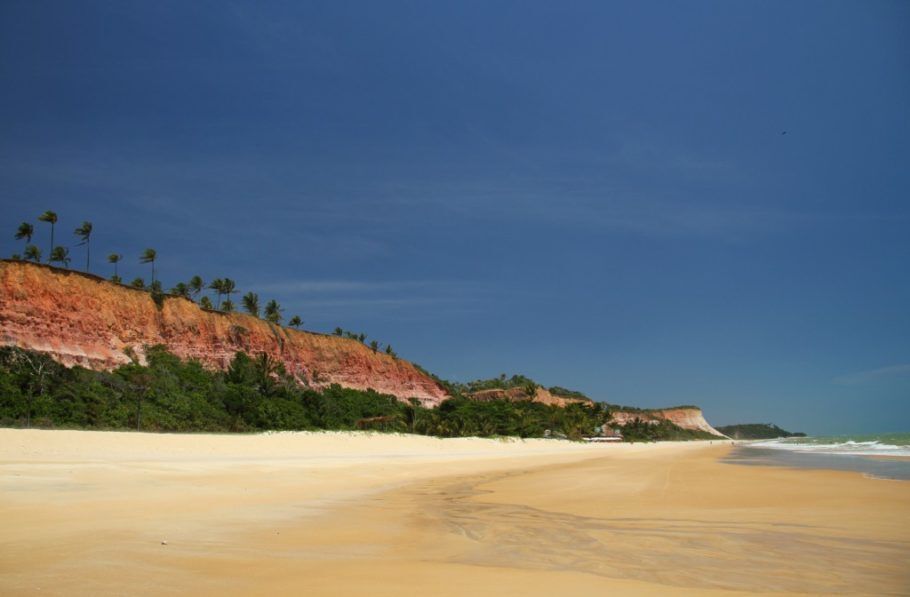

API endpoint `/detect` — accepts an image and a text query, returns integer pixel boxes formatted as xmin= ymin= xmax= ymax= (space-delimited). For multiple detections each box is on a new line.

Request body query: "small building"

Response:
xmin=583 ymin=425 xmax=623 ymax=442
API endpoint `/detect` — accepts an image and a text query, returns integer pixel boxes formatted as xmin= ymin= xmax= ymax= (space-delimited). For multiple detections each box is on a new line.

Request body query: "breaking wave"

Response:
xmin=749 ymin=433 xmax=910 ymax=458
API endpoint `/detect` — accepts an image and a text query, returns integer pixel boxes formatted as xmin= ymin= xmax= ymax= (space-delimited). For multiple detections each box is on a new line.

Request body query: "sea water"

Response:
xmin=724 ymin=432 xmax=910 ymax=481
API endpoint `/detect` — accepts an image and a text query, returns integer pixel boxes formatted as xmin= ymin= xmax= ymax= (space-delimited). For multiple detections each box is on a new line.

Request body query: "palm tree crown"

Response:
xmin=37 ymin=211 xmax=57 ymax=263
xmin=188 ymin=276 xmax=204 ymax=300
xmin=107 ymin=253 xmax=122 ymax=282
xmin=242 ymin=292 xmax=260 ymax=317
xmin=74 ymin=221 xmax=93 ymax=272
xmin=49 ymin=246 xmax=70 ymax=267
xmin=139 ymin=248 xmax=157 ymax=282
xmin=15 ymin=222 xmax=34 ymax=244
xmin=289 ymin=315 xmax=302 ymax=329
xmin=24 ymin=245 xmax=41 ymax=262
xmin=264 ymin=299 xmax=283 ymax=324
xmin=209 ymin=278 xmax=225 ymax=309
xmin=221 ymin=278 xmax=236 ymax=309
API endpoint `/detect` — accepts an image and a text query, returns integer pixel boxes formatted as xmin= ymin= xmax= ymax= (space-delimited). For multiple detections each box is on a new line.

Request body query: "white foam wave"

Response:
xmin=748 ymin=439 xmax=910 ymax=458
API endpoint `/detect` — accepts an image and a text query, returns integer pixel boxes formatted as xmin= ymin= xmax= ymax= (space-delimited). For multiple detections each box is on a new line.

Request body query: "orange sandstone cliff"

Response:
xmin=0 ymin=261 xmax=449 ymax=406
xmin=610 ymin=407 xmax=726 ymax=437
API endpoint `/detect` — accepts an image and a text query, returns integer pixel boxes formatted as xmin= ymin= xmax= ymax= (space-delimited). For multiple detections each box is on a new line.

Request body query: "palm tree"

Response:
xmin=288 ymin=315 xmax=302 ymax=329
xmin=221 ymin=299 xmax=235 ymax=313
xmin=188 ymin=276 xmax=204 ymax=302
xmin=199 ymin=296 xmax=213 ymax=310
xmin=15 ymin=222 xmax=34 ymax=253
xmin=369 ymin=340 xmax=379 ymax=353
xmin=242 ymin=292 xmax=260 ymax=317
xmin=37 ymin=211 xmax=57 ymax=262
xmin=333 ymin=327 xmax=343 ymax=336
xmin=130 ymin=277 xmax=146 ymax=289
xmin=24 ymin=245 xmax=41 ymax=262
xmin=221 ymin=278 xmax=236 ymax=310
xmin=171 ymin=282 xmax=190 ymax=298
xmin=209 ymin=278 xmax=225 ymax=309
xmin=49 ymin=246 xmax=70 ymax=267
xmin=73 ymin=221 xmax=93 ymax=271
xmin=107 ymin=253 xmax=122 ymax=281
xmin=264 ymin=299 xmax=283 ymax=323
xmin=139 ymin=248 xmax=157 ymax=283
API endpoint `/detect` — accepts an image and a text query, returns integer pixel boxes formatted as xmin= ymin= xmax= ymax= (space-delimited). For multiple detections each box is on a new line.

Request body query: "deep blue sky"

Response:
xmin=2 ymin=1 xmax=908 ymax=434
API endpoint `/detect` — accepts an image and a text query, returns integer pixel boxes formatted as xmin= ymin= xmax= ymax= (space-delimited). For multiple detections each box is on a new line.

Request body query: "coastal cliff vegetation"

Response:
xmin=0 ymin=346 xmax=614 ymax=439
xmin=716 ymin=423 xmax=806 ymax=439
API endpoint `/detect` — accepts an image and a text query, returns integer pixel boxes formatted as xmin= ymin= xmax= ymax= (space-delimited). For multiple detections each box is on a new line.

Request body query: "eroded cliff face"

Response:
xmin=0 ymin=261 xmax=449 ymax=405
xmin=610 ymin=407 xmax=727 ymax=437
xmin=470 ymin=387 xmax=591 ymax=407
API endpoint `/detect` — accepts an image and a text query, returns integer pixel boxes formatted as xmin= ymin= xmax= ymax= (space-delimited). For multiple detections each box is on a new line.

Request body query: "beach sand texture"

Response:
xmin=1 ymin=429 xmax=908 ymax=595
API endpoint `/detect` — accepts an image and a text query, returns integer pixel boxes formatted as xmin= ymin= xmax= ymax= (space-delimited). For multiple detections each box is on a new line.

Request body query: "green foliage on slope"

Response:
xmin=715 ymin=423 xmax=805 ymax=439
xmin=0 ymin=347 xmax=611 ymax=439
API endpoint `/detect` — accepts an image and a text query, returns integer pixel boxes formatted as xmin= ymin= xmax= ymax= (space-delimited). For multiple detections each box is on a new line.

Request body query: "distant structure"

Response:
xmin=584 ymin=425 xmax=623 ymax=443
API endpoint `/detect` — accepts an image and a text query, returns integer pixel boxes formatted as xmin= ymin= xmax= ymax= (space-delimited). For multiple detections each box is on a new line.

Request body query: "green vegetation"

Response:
xmin=264 ymin=299 xmax=282 ymax=324
xmin=242 ymin=292 xmax=260 ymax=317
xmin=618 ymin=417 xmax=719 ymax=442
xmin=288 ymin=315 xmax=302 ymax=329
xmin=140 ymin=248 xmax=157 ymax=283
xmin=716 ymin=423 xmax=805 ymax=440
xmin=547 ymin=386 xmax=591 ymax=400
xmin=49 ymin=246 xmax=70 ymax=267
xmin=73 ymin=221 xmax=93 ymax=271
xmin=15 ymin=222 xmax=34 ymax=254
xmin=37 ymin=210 xmax=57 ymax=262
xmin=0 ymin=346 xmax=611 ymax=439
xmin=107 ymin=253 xmax=122 ymax=282
xmin=24 ymin=245 xmax=41 ymax=262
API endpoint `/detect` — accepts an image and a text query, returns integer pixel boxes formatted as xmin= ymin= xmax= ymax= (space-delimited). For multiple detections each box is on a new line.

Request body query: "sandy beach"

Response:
xmin=1 ymin=430 xmax=907 ymax=596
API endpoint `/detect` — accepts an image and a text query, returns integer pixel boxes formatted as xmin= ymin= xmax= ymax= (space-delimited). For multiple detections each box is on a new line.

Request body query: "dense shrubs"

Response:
xmin=0 ymin=346 xmax=610 ymax=438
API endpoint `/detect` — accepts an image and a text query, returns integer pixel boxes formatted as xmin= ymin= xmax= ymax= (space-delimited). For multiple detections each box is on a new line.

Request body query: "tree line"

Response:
xmin=0 ymin=346 xmax=613 ymax=439
xmin=10 ymin=211 xmax=408 ymax=346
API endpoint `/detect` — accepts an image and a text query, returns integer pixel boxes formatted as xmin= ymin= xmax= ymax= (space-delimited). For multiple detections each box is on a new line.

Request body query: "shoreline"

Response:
xmin=1 ymin=429 xmax=907 ymax=595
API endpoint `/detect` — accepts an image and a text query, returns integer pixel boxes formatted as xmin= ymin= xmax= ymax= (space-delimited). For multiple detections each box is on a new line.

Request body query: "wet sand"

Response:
xmin=1 ymin=429 xmax=908 ymax=595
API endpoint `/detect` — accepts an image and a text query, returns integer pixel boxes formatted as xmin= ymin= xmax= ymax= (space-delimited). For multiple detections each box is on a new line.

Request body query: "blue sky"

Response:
xmin=1 ymin=1 xmax=908 ymax=434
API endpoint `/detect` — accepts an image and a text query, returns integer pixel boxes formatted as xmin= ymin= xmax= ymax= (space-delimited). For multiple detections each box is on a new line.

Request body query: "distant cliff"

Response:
xmin=715 ymin=423 xmax=805 ymax=440
xmin=0 ymin=261 xmax=448 ymax=405
xmin=609 ymin=406 xmax=727 ymax=437
xmin=469 ymin=386 xmax=591 ymax=407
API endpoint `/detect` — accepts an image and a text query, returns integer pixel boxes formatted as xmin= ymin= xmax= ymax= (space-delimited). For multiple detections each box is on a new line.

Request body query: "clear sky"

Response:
xmin=2 ymin=1 xmax=908 ymax=434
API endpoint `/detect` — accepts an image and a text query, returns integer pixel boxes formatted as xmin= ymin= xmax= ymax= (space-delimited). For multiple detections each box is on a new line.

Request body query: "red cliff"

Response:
xmin=0 ymin=261 xmax=449 ymax=405
xmin=610 ymin=407 xmax=726 ymax=437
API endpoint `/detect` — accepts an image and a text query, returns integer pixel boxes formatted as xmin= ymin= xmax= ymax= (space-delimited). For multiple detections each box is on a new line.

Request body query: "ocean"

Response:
xmin=724 ymin=432 xmax=910 ymax=481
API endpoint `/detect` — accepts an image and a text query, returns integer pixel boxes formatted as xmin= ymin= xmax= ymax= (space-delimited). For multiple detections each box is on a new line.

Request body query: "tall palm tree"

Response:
xmin=288 ymin=315 xmax=302 ymax=329
xmin=139 ymin=248 xmax=157 ymax=283
xmin=188 ymin=276 xmax=204 ymax=302
xmin=37 ymin=211 xmax=57 ymax=263
xmin=264 ymin=299 xmax=283 ymax=323
xmin=107 ymin=253 xmax=122 ymax=281
xmin=24 ymin=245 xmax=41 ymax=262
xmin=49 ymin=246 xmax=70 ymax=267
xmin=209 ymin=278 xmax=225 ymax=309
xmin=221 ymin=278 xmax=236 ymax=309
xmin=15 ymin=222 xmax=34 ymax=253
xmin=73 ymin=221 xmax=93 ymax=271
xmin=242 ymin=292 xmax=260 ymax=317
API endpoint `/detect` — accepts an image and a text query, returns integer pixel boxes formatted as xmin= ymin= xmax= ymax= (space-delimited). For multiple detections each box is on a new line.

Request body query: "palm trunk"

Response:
xmin=86 ymin=239 xmax=90 ymax=272
xmin=48 ymin=224 xmax=54 ymax=263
